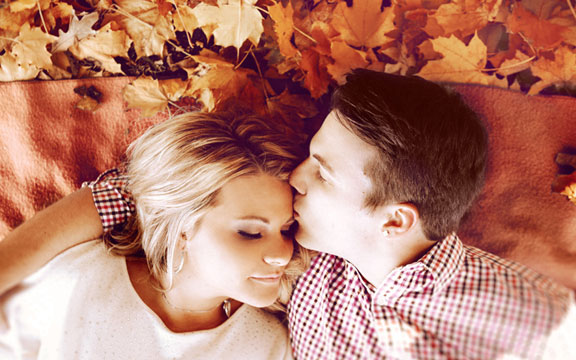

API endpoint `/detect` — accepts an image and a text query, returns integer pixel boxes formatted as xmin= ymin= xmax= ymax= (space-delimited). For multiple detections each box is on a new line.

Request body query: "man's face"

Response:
xmin=290 ymin=111 xmax=379 ymax=260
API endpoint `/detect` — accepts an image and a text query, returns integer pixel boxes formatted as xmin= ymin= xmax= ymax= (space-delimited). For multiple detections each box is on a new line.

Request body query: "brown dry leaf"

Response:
xmin=330 ymin=0 xmax=396 ymax=48
xmin=300 ymin=49 xmax=331 ymax=99
xmin=528 ymin=46 xmax=576 ymax=95
xmin=0 ymin=53 xmax=39 ymax=81
xmin=115 ymin=0 xmax=176 ymax=57
xmin=69 ymin=23 xmax=131 ymax=74
xmin=123 ymin=77 xmax=170 ymax=117
xmin=266 ymin=88 xmax=319 ymax=121
xmin=192 ymin=0 xmax=263 ymax=50
xmin=416 ymin=33 xmax=506 ymax=86
xmin=9 ymin=0 xmax=38 ymax=12
xmin=327 ymin=40 xmax=369 ymax=84
xmin=75 ymin=96 xmax=100 ymax=111
xmin=425 ymin=0 xmax=502 ymax=38
xmin=11 ymin=23 xmax=57 ymax=69
xmin=268 ymin=1 xmax=298 ymax=58
xmin=506 ymin=3 xmax=566 ymax=50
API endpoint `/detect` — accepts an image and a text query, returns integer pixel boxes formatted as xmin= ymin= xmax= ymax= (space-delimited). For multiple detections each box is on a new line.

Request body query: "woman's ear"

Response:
xmin=380 ymin=203 xmax=419 ymax=238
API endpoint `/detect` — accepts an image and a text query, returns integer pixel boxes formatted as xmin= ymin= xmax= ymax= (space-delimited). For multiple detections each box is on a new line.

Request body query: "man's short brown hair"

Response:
xmin=332 ymin=70 xmax=487 ymax=240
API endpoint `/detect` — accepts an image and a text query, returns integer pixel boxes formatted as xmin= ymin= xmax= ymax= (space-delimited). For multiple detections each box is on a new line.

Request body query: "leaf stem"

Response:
xmin=36 ymin=1 xmax=48 ymax=34
xmin=567 ymin=0 xmax=576 ymax=22
xmin=250 ymin=50 xmax=270 ymax=102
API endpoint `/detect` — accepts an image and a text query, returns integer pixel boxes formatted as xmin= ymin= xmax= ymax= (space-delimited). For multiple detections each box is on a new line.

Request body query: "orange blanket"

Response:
xmin=0 ymin=79 xmax=575 ymax=289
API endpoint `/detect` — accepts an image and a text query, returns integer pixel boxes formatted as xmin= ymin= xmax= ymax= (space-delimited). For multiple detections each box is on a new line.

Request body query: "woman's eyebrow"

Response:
xmin=237 ymin=216 xmax=269 ymax=224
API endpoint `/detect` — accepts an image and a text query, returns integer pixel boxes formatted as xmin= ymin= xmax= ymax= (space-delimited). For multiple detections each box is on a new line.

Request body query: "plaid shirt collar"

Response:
xmin=353 ymin=234 xmax=465 ymax=306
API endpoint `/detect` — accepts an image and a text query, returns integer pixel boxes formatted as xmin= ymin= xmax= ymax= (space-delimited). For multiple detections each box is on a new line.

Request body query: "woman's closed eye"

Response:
xmin=237 ymin=230 xmax=262 ymax=239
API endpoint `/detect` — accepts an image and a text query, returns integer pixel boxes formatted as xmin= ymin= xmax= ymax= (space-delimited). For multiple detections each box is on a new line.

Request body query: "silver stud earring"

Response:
xmin=383 ymin=229 xmax=391 ymax=237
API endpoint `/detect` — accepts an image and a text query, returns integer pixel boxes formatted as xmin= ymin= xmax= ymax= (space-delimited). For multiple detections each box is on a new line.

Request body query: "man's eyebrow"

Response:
xmin=313 ymin=154 xmax=334 ymax=174
xmin=237 ymin=216 xmax=269 ymax=224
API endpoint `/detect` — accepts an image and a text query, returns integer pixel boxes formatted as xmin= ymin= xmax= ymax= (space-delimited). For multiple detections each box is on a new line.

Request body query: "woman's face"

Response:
xmin=178 ymin=174 xmax=295 ymax=308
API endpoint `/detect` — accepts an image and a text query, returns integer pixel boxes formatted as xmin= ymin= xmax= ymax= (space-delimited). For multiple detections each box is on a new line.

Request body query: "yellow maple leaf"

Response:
xmin=192 ymin=0 xmax=263 ymax=50
xmin=327 ymin=40 xmax=369 ymax=84
xmin=528 ymin=46 xmax=576 ymax=95
xmin=330 ymin=0 xmax=395 ymax=48
xmin=0 ymin=52 xmax=39 ymax=81
xmin=11 ymin=23 xmax=57 ymax=69
xmin=115 ymin=0 xmax=176 ymax=57
xmin=69 ymin=23 xmax=131 ymax=74
xmin=268 ymin=1 xmax=298 ymax=58
xmin=416 ymin=33 xmax=506 ymax=86
xmin=123 ymin=77 xmax=172 ymax=117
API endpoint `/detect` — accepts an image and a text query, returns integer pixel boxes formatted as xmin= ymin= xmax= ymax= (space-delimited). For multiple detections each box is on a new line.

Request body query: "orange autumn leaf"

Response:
xmin=186 ymin=55 xmax=265 ymax=111
xmin=268 ymin=1 xmax=298 ymax=58
xmin=425 ymin=0 xmax=502 ymax=37
xmin=528 ymin=46 xmax=576 ymax=95
xmin=330 ymin=0 xmax=395 ymax=48
xmin=300 ymin=49 xmax=331 ymax=99
xmin=416 ymin=33 xmax=506 ymax=86
xmin=506 ymin=3 xmax=566 ymax=49
xmin=327 ymin=40 xmax=369 ymax=84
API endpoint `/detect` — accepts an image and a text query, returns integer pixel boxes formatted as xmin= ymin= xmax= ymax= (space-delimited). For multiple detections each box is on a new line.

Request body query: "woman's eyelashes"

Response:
xmin=237 ymin=230 xmax=262 ymax=239
xmin=237 ymin=221 xmax=298 ymax=240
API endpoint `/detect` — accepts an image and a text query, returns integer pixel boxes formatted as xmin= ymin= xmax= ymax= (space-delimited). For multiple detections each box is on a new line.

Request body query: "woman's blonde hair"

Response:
xmin=104 ymin=111 xmax=310 ymax=315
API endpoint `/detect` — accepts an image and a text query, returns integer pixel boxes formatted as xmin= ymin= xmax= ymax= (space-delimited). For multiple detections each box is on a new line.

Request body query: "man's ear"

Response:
xmin=379 ymin=203 xmax=420 ymax=237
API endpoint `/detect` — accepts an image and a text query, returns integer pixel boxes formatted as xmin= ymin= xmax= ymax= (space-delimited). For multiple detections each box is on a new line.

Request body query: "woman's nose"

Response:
xmin=263 ymin=237 xmax=293 ymax=267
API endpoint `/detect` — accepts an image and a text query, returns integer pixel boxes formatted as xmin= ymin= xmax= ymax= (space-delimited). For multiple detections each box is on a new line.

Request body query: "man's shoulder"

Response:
xmin=458 ymin=244 xmax=573 ymax=300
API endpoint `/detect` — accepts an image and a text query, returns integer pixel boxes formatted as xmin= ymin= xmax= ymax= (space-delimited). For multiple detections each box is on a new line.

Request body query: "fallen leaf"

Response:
xmin=123 ymin=77 xmax=170 ymax=117
xmin=506 ymin=3 xmax=566 ymax=49
xmin=416 ymin=33 xmax=506 ymax=86
xmin=116 ymin=0 xmax=176 ymax=57
xmin=173 ymin=4 xmax=198 ymax=33
xmin=496 ymin=50 xmax=533 ymax=77
xmin=192 ymin=0 xmax=263 ymax=50
xmin=327 ymin=40 xmax=369 ymax=84
xmin=52 ymin=12 xmax=99 ymax=53
xmin=425 ymin=0 xmax=503 ymax=38
xmin=268 ymin=1 xmax=298 ymax=58
xmin=528 ymin=46 xmax=576 ymax=95
xmin=552 ymin=172 xmax=576 ymax=205
xmin=10 ymin=23 xmax=57 ymax=69
xmin=42 ymin=2 xmax=75 ymax=32
xmin=300 ymin=49 xmax=331 ymax=98
xmin=330 ymin=0 xmax=396 ymax=48
xmin=69 ymin=23 xmax=131 ymax=74
xmin=0 ymin=52 xmax=39 ymax=81
xmin=75 ymin=96 xmax=100 ymax=111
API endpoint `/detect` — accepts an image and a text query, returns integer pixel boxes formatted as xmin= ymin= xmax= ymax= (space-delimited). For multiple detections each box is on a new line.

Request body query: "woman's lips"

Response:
xmin=250 ymin=274 xmax=282 ymax=284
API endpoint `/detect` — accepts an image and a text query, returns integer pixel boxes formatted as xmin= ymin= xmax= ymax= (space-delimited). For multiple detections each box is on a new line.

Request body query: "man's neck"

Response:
xmin=350 ymin=235 xmax=436 ymax=287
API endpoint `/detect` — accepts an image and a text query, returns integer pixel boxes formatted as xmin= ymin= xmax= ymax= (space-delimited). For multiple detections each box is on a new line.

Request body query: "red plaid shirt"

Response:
xmin=87 ymin=170 xmax=575 ymax=359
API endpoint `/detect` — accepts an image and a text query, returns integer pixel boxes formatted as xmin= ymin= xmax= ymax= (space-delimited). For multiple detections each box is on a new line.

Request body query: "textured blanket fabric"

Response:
xmin=0 ymin=79 xmax=574 ymax=289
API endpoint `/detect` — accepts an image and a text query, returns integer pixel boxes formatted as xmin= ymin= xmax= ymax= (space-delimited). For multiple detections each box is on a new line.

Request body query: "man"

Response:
xmin=1 ymin=70 xmax=574 ymax=359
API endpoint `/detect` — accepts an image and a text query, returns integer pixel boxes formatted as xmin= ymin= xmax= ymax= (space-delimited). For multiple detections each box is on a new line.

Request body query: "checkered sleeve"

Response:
xmin=82 ymin=169 xmax=134 ymax=232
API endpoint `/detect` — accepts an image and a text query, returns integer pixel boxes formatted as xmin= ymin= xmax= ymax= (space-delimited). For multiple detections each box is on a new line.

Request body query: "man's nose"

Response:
xmin=289 ymin=159 xmax=308 ymax=195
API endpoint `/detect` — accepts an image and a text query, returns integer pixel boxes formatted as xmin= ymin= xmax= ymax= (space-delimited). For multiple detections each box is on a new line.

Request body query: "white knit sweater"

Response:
xmin=0 ymin=240 xmax=293 ymax=360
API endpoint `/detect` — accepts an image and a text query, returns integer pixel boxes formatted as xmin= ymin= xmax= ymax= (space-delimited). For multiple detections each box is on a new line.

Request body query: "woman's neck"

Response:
xmin=125 ymin=258 xmax=240 ymax=332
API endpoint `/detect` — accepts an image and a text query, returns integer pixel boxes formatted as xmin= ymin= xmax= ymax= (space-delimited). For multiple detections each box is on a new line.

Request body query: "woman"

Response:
xmin=0 ymin=111 xmax=308 ymax=359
